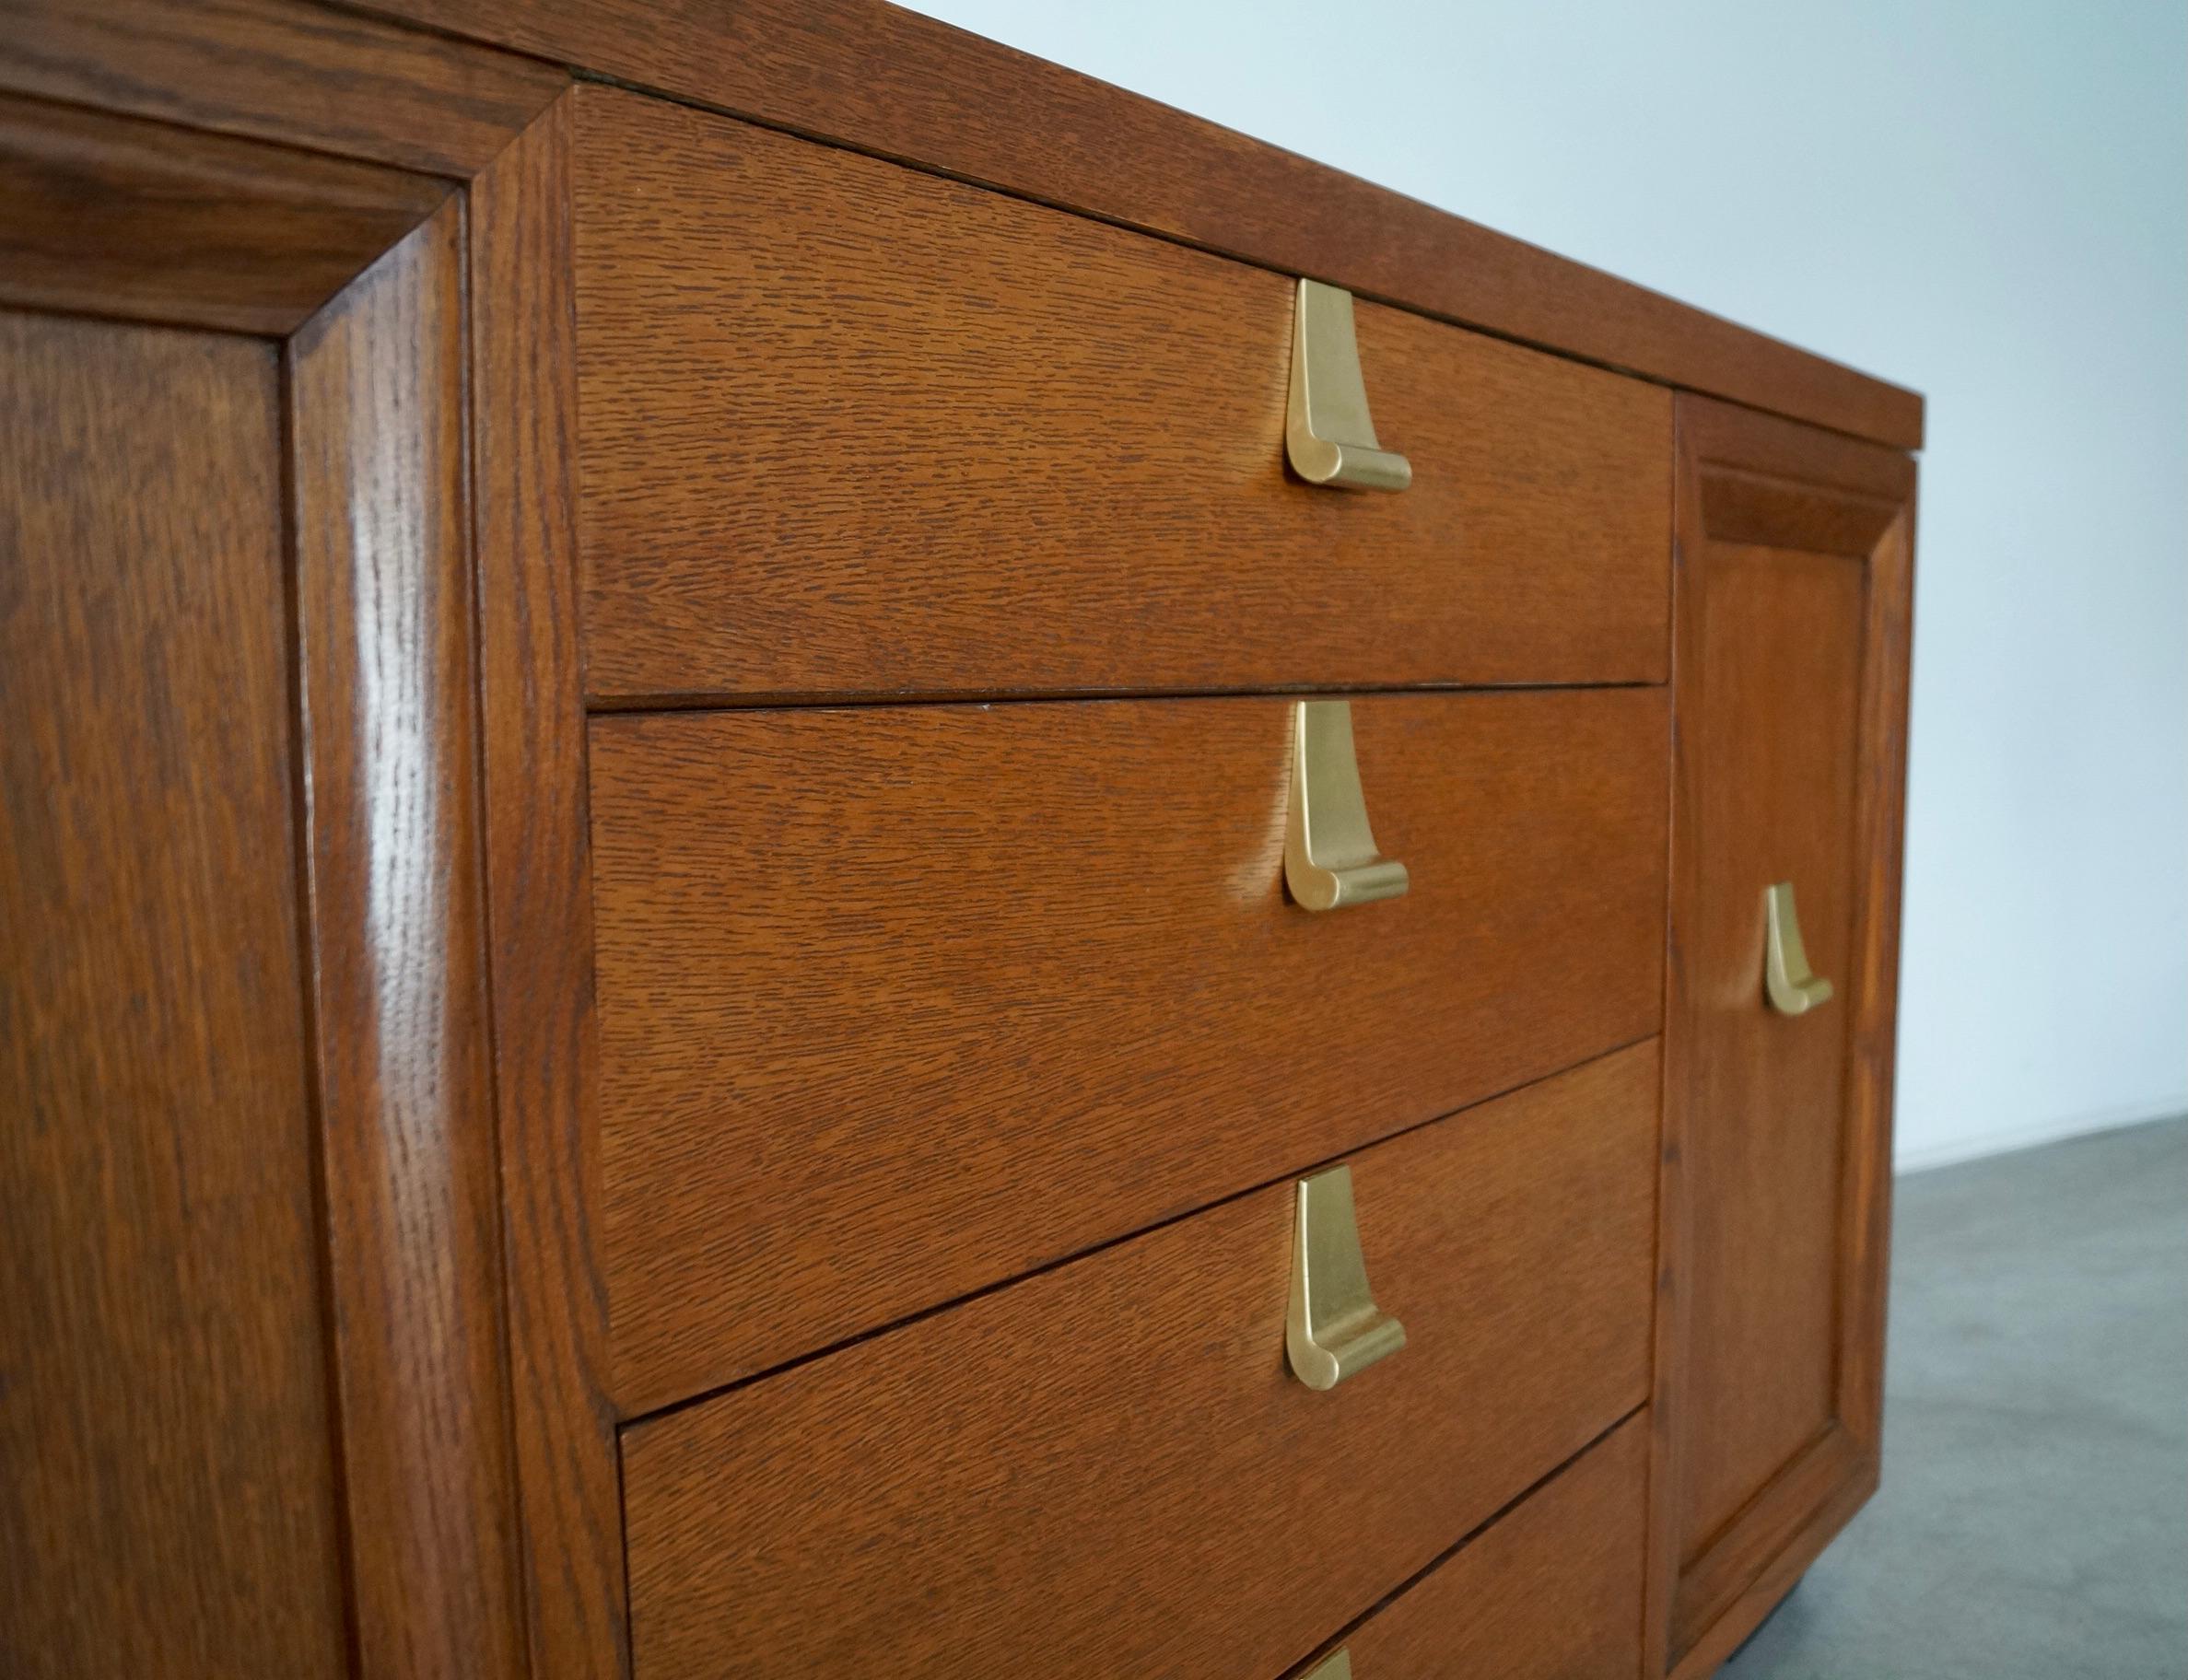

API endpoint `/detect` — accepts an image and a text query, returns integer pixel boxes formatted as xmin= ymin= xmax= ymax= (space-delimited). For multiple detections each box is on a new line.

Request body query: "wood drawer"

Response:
xmin=572 ymin=85 xmax=1671 ymax=703
xmin=591 ymin=688 xmax=1668 ymax=1412
xmin=621 ymin=1044 xmax=1659 ymax=1680
xmin=1303 ymin=1412 xmax=1649 ymax=1680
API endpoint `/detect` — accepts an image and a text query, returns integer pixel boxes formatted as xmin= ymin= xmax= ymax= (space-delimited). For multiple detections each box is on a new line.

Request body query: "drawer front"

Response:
xmin=1311 ymin=1413 xmax=1649 ymax=1680
xmin=573 ymin=86 xmax=1671 ymax=703
xmin=622 ymin=1044 xmax=1659 ymax=1680
xmin=592 ymin=689 xmax=1668 ymax=1412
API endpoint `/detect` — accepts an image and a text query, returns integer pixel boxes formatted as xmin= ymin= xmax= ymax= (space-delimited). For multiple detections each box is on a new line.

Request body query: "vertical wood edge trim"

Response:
xmin=289 ymin=196 xmax=528 ymax=1676
xmin=469 ymin=90 xmax=630 ymax=1680
xmin=1641 ymin=391 xmax=1703 ymax=1679
xmin=1838 ymin=497 xmax=1916 ymax=1456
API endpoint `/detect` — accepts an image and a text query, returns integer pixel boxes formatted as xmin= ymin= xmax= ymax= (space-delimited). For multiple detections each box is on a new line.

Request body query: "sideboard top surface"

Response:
xmin=355 ymin=0 xmax=1924 ymax=450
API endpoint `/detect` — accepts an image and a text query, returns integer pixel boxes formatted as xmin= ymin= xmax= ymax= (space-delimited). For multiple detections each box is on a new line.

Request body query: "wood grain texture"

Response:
xmin=469 ymin=93 xmax=630 ymax=1680
xmin=1675 ymin=1419 xmax=1863 ymax=1658
xmin=1308 ymin=1413 xmax=1650 ymax=1680
xmin=368 ymin=0 xmax=1922 ymax=449
xmin=0 ymin=0 xmax=563 ymax=177
xmin=1666 ymin=1453 xmax=1878 ymax=1680
xmin=290 ymin=200 xmax=526 ymax=1678
xmin=1675 ymin=545 xmax=1864 ymax=1549
xmin=592 ymin=687 xmax=1668 ymax=1413
xmin=0 ymin=313 xmax=348 ymax=1674
xmin=573 ymin=87 xmax=1672 ymax=702
xmin=1645 ymin=395 xmax=1914 ymax=1674
xmin=623 ymin=1044 xmax=1661 ymax=1680
xmin=0 ymin=89 xmax=447 ymax=332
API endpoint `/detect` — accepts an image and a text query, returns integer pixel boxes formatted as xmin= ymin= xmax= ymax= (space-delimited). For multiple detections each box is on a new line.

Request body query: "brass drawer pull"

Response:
xmin=1287 ymin=1165 xmax=1406 ymax=1391
xmin=1285 ymin=699 xmax=1410 ymax=911
xmin=1763 ymin=881 xmax=1835 ymax=1015
xmin=1286 ymin=278 xmax=1411 ymax=492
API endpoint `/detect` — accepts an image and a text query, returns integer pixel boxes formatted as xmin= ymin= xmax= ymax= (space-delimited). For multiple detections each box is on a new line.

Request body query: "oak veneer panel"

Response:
xmin=0 ymin=0 xmax=565 ymax=178
xmin=371 ymin=0 xmax=1923 ymax=449
xmin=1651 ymin=397 xmax=1914 ymax=1674
xmin=0 ymin=89 xmax=448 ymax=333
xmin=592 ymin=687 xmax=1667 ymax=1411
xmin=0 ymin=312 xmax=347 ymax=1674
xmin=573 ymin=87 xmax=1672 ymax=701
xmin=1321 ymin=1413 xmax=1649 ymax=1680
xmin=1674 ymin=546 xmax=1864 ymax=1553
xmin=623 ymin=1044 xmax=1660 ymax=1680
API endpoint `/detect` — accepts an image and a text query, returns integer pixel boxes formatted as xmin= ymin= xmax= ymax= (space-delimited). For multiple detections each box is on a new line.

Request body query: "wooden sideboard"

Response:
xmin=0 ymin=5 xmax=1917 ymax=1677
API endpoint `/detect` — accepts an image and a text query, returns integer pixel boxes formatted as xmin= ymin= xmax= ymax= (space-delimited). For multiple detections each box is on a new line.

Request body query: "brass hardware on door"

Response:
xmin=1287 ymin=1165 xmax=1406 ymax=1391
xmin=1763 ymin=881 xmax=1835 ymax=1015
xmin=1304 ymin=1651 xmax=1353 ymax=1680
xmin=1285 ymin=700 xmax=1409 ymax=911
xmin=1286 ymin=278 xmax=1411 ymax=492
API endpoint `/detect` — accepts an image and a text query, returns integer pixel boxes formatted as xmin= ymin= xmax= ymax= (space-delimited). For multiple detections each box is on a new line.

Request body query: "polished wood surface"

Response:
xmin=0 ymin=0 xmax=564 ymax=176
xmin=1309 ymin=1413 xmax=1649 ymax=1680
xmin=371 ymin=0 xmax=1921 ymax=449
xmin=0 ymin=311 xmax=347 ymax=1674
xmin=574 ymin=88 xmax=1671 ymax=702
xmin=622 ymin=1044 xmax=1660 ymax=1680
xmin=1648 ymin=396 xmax=1914 ymax=1676
xmin=469 ymin=92 xmax=630 ymax=1680
xmin=591 ymin=688 xmax=1667 ymax=1411
xmin=0 ymin=13 xmax=1924 ymax=1670
xmin=291 ymin=201 xmax=527 ymax=1678
xmin=0 ymin=90 xmax=447 ymax=333
xmin=0 ymin=31 xmax=559 ymax=1671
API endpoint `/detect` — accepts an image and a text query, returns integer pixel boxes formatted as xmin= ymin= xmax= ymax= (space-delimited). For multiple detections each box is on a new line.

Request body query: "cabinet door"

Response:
xmin=0 ymin=88 xmax=552 ymax=1676
xmin=1646 ymin=397 xmax=1915 ymax=1677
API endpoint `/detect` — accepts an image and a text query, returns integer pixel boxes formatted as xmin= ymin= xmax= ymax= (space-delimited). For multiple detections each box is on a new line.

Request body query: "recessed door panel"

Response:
xmin=1676 ymin=545 xmax=1866 ymax=1551
xmin=0 ymin=310 xmax=349 ymax=1675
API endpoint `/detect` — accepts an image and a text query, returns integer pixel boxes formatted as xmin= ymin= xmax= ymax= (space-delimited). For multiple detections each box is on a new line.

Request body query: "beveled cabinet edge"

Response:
xmin=1645 ymin=394 xmax=1914 ymax=1680
xmin=354 ymin=0 xmax=1923 ymax=450
xmin=290 ymin=198 xmax=527 ymax=1680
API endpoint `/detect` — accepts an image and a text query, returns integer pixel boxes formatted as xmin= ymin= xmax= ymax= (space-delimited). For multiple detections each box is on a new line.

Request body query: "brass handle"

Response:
xmin=1287 ymin=1165 xmax=1406 ymax=1391
xmin=1286 ymin=278 xmax=1411 ymax=492
xmin=1285 ymin=700 xmax=1409 ymax=911
xmin=1763 ymin=881 xmax=1835 ymax=1015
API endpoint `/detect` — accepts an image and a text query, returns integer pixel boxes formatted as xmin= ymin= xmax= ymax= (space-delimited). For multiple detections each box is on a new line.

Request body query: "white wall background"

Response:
xmin=914 ymin=0 xmax=2188 ymax=1171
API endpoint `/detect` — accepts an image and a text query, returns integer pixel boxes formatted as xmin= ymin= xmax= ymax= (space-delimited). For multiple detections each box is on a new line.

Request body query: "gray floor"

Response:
xmin=1721 ymin=1116 xmax=2188 ymax=1680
